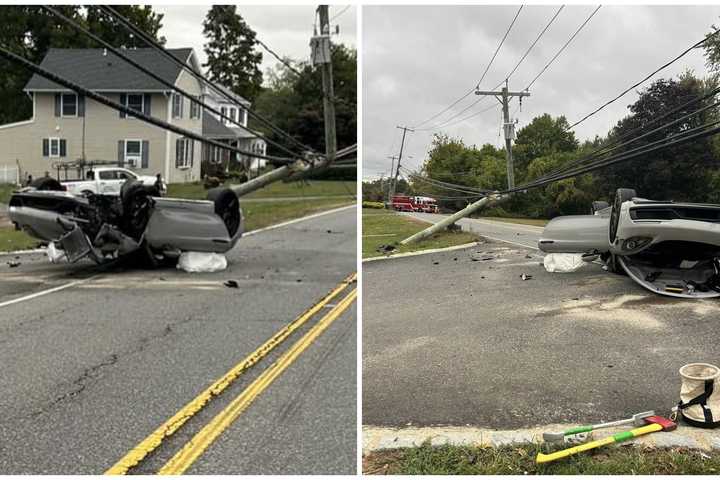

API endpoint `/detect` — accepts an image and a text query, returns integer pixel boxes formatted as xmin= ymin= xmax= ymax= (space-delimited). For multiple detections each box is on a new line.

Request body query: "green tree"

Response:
xmin=85 ymin=6 xmax=165 ymax=48
xmin=202 ymin=5 xmax=263 ymax=101
xmin=0 ymin=5 xmax=164 ymax=124
xmin=513 ymin=113 xmax=578 ymax=177
xmin=253 ymin=44 xmax=357 ymax=156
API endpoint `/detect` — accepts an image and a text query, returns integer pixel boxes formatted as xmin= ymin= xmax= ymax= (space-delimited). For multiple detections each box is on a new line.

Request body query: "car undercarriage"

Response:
xmin=9 ymin=180 xmax=243 ymax=266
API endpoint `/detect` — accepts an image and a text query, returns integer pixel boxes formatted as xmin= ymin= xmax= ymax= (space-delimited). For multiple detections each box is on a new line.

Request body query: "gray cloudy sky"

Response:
xmin=155 ymin=5 xmax=356 ymax=81
xmin=363 ymin=5 xmax=720 ymax=179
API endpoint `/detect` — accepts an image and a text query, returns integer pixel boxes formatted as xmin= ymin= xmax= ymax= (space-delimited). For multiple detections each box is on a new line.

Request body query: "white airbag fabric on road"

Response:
xmin=543 ymin=253 xmax=585 ymax=273
xmin=177 ymin=252 xmax=227 ymax=273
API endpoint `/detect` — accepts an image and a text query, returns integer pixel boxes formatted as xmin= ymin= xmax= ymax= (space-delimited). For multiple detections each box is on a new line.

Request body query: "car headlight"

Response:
xmin=622 ymin=236 xmax=652 ymax=251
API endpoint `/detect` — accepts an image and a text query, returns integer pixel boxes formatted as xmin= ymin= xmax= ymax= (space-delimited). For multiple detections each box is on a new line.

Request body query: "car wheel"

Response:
xmin=30 ymin=177 xmax=63 ymax=191
xmin=207 ymin=187 xmax=241 ymax=237
xmin=122 ymin=181 xmax=154 ymax=239
xmin=609 ymin=188 xmax=637 ymax=243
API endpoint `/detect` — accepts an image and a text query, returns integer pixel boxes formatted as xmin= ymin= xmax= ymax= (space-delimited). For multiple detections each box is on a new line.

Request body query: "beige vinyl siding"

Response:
xmin=0 ymin=92 xmax=170 ymax=180
xmin=166 ymin=68 xmax=203 ymax=184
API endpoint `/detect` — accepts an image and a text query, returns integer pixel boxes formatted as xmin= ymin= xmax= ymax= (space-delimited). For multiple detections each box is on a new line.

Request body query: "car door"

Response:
xmin=98 ymin=170 xmax=121 ymax=194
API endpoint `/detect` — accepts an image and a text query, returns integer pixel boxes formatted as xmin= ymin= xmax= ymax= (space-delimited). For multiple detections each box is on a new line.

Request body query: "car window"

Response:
xmin=116 ymin=171 xmax=132 ymax=180
xmin=98 ymin=171 xmax=116 ymax=180
xmin=86 ymin=171 xmax=95 ymax=180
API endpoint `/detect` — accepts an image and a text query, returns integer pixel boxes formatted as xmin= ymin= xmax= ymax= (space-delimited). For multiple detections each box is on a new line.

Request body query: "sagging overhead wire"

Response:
xmin=566 ymin=26 xmax=720 ymax=131
xmin=0 ymin=45 xmax=293 ymax=163
xmin=98 ymin=5 xmax=317 ymax=156
xmin=415 ymin=102 xmax=500 ymax=132
xmin=421 ymin=5 xmax=563 ymax=131
xmin=410 ymin=4 xmax=523 ymax=129
xmin=42 ymin=5 xmax=304 ymax=160
xmin=524 ymin=5 xmax=601 ymax=91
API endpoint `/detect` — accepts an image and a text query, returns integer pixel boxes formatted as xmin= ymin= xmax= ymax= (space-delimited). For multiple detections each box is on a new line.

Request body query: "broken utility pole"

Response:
xmin=388 ymin=125 xmax=413 ymax=205
xmin=475 ymin=80 xmax=530 ymax=189
xmin=386 ymin=155 xmax=398 ymax=203
xmin=400 ymin=82 xmax=530 ymax=245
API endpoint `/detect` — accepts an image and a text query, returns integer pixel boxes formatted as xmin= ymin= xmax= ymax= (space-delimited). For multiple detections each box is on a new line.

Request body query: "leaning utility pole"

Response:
xmin=316 ymin=5 xmax=337 ymax=163
xmin=386 ymin=155 xmax=398 ymax=203
xmin=475 ymin=80 xmax=530 ymax=188
xmin=388 ymin=125 xmax=413 ymax=204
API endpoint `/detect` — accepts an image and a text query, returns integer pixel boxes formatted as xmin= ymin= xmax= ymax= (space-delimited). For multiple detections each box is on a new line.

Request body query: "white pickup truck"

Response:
xmin=61 ymin=167 xmax=166 ymax=196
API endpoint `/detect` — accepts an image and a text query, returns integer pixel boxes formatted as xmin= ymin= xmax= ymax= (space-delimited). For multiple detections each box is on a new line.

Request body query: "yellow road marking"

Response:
xmin=157 ymin=287 xmax=357 ymax=475
xmin=105 ymin=273 xmax=356 ymax=475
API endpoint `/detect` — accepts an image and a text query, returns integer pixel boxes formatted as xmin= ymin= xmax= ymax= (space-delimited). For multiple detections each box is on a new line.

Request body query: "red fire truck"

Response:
xmin=391 ymin=195 xmax=439 ymax=213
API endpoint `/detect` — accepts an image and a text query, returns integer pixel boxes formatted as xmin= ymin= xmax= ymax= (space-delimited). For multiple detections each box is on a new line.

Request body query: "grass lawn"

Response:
xmin=477 ymin=216 xmax=549 ymax=227
xmin=0 ymin=183 xmax=18 ymax=204
xmin=363 ymin=208 xmax=479 ymax=259
xmin=0 ymin=227 xmax=40 ymax=252
xmin=363 ymin=443 xmax=720 ymax=475
xmin=167 ymin=179 xmax=355 ymax=200
xmin=243 ymin=198 xmax=353 ymax=232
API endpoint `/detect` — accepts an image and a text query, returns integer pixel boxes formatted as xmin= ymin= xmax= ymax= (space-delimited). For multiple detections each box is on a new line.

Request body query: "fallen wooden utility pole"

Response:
xmin=400 ymin=193 xmax=512 ymax=245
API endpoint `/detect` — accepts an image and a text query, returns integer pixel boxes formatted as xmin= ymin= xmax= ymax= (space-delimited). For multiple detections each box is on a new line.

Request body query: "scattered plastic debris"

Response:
xmin=6 ymin=260 xmax=20 ymax=268
xmin=177 ymin=252 xmax=227 ymax=273
xmin=520 ymin=273 xmax=533 ymax=281
xmin=224 ymin=280 xmax=239 ymax=288
xmin=543 ymin=253 xmax=586 ymax=273
xmin=377 ymin=244 xmax=396 ymax=254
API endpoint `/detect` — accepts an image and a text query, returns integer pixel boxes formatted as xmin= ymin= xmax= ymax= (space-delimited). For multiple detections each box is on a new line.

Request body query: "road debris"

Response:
xmin=224 ymin=280 xmax=239 ymax=288
xmin=543 ymin=253 xmax=586 ymax=273
xmin=6 ymin=260 xmax=20 ymax=268
xmin=377 ymin=244 xmax=397 ymax=254
xmin=520 ymin=273 xmax=533 ymax=281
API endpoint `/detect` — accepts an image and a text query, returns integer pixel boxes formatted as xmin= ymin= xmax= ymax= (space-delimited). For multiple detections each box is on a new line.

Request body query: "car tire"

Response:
xmin=207 ymin=187 xmax=241 ymax=237
xmin=30 ymin=177 xmax=63 ymax=191
xmin=122 ymin=181 xmax=155 ymax=239
xmin=609 ymin=188 xmax=637 ymax=243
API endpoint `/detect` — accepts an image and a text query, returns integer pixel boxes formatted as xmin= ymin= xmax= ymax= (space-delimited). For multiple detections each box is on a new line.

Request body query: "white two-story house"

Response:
xmin=0 ymin=47 xmax=206 ymax=184
xmin=201 ymin=84 xmax=268 ymax=177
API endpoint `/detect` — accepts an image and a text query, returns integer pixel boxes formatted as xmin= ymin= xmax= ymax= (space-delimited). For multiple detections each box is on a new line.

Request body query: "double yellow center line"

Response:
xmin=105 ymin=273 xmax=357 ymax=475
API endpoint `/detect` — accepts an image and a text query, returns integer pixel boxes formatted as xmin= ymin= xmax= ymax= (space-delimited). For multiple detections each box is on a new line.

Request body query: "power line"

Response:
xmin=255 ymin=38 xmax=303 ymax=77
xmin=504 ymin=5 xmax=564 ymax=83
xmin=330 ymin=5 xmax=351 ymax=22
xmin=98 ymin=5 xmax=316 ymax=155
xmin=410 ymin=5 xmax=523 ymax=129
xmin=42 ymin=5 xmax=304 ymax=160
xmin=0 ymin=45 xmax=292 ymax=164
xmin=416 ymin=103 xmax=500 ymax=131
xmin=419 ymin=5 xmax=560 ymax=131
xmin=566 ymin=27 xmax=720 ymax=131
xmin=524 ymin=5 xmax=601 ymax=90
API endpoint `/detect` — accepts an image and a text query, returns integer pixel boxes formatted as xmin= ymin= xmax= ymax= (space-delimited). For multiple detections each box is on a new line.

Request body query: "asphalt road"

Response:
xmin=0 ymin=206 xmax=357 ymax=475
xmin=363 ymin=216 xmax=720 ymax=429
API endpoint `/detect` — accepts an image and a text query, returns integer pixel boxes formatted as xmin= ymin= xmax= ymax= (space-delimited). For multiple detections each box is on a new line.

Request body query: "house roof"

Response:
xmin=203 ymin=83 xmax=251 ymax=106
xmin=25 ymin=48 xmax=194 ymax=92
xmin=202 ymin=113 xmax=238 ymax=139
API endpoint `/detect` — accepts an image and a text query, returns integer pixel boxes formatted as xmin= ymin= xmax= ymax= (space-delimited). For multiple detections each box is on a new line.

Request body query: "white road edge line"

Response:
xmin=244 ymin=204 xmax=355 ymax=237
xmin=476 ymin=233 xmax=540 ymax=251
xmin=0 ymin=275 xmax=100 ymax=309
xmin=363 ymin=242 xmax=480 ymax=263
xmin=0 ymin=204 xmax=355 ymax=307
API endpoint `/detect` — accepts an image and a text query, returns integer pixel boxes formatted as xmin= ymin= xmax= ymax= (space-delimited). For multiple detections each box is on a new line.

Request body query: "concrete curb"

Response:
xmin=363 ymin=242 xmax=480 ymax=263
xmin=0 ymin=247 xmax=45 ymax=257
xmin=363 ymin=424 xmax=720 ymax=455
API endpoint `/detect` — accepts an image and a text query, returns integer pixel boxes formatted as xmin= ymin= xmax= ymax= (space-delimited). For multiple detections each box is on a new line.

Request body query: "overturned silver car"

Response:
xmin=9 ymin=179 xmax=243 ymax=266
xmin=538 ymin=188 xmax=720 ymax=298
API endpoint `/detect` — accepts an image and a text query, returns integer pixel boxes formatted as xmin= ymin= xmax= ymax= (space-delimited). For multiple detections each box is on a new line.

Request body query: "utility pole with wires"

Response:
xmin=313 ymin=5 xmax=337 ymax=163
xmin=388 ymin=125 xmax=413 ymax=205
xmin=386 ymin=155 xmax=398 ymax=201
xmin=475 ymin=80 xmax=530 ymax=188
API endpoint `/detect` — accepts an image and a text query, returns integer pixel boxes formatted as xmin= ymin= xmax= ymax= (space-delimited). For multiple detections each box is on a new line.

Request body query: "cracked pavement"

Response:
xmin=0 ymin=206 xmax=357 ymax=474
xmin=363 ymin=218 xmax=720 ymax=430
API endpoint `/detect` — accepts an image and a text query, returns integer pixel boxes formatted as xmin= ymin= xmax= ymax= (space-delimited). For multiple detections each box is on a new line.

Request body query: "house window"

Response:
xmin=61 ymin=94 xmax=77 ymax=117
xmin=190 ymin=97 xmax=200 ymax=119
xmin=125 ymin=139 xmax=142 ymax=168
xmin=172 ymin=93 xmax=183 ymax=118
xmin=176 ymin=137 xmax=193 ymax=168
xmin=221 ymin=105 xmax=237 ymax=125
xmin=50 ymin=137 xmax=60 ymax=157
xmin=239 ymin=108 xmax=247 ymax=126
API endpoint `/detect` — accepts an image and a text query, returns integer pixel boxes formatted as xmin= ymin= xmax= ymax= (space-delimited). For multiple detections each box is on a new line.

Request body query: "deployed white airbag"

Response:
xmin=177 ymin=251 xmax=227 ymax=273
xmin=543 ymin=253 xmax=586 ymax=273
